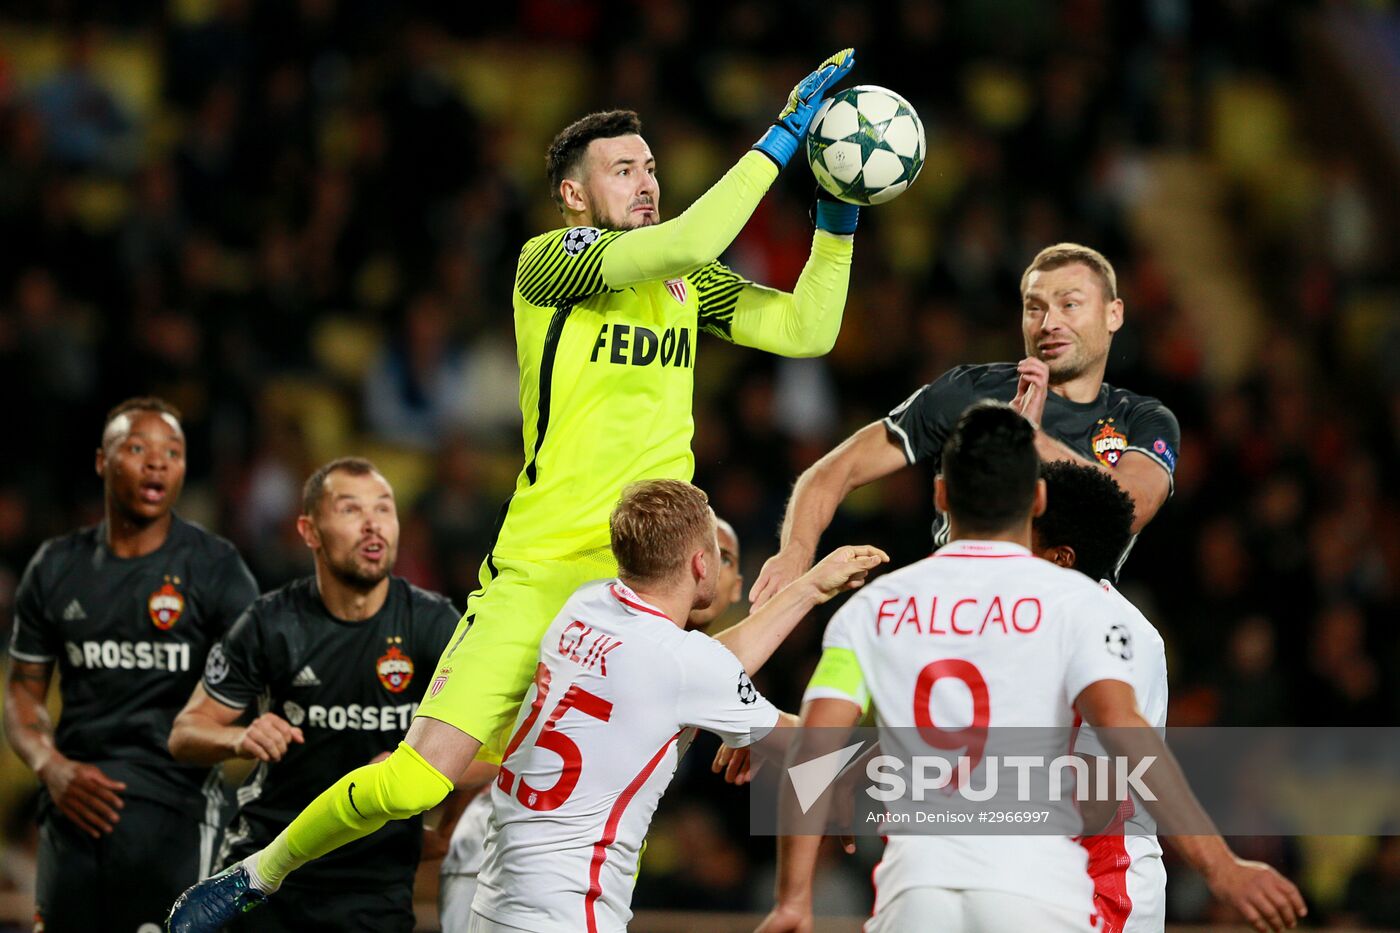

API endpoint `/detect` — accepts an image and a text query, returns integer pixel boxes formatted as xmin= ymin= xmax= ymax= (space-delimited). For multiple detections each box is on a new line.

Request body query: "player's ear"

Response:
xmin=1031 ymin=478 xmax=1047 ymax=518
xmin=1105 ymin=297 xmax=1124 ymax=335
xmin=933 ymin=475 xmax=948 ymax=513
xmin=692 ymin=547 xmax=711 ymax=586
xmin=559 ymin=177 xmax=588 ymax=215
xmin=1049 ymin=545 xmax=1075 ymax=569
xmin=295 ymin=513 xmax=319 ymax=551
xmin=94 ymin=447 xmax=105 ymax=478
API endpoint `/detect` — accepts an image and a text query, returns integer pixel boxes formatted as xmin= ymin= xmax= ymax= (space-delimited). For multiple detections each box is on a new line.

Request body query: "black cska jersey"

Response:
xmin=208 ymin=576 xmax=459 ymax=885
xmin=885 ymin=362 xmax=1181 ymax=563
xmin=10 ymin=515 xmax=259 ymax=805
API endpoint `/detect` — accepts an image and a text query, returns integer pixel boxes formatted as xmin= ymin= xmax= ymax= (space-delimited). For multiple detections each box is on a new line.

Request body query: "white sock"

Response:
xmin=240 ymin=852 xmax=279 ymax=895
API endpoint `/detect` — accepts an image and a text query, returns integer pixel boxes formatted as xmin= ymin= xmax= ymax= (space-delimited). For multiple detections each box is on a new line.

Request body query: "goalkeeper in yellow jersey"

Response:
xmin=169 ymin=48 xmax=859 ymax=931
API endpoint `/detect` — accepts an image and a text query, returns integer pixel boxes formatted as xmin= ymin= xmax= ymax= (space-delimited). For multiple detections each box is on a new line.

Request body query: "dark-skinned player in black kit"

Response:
xmin=4 ymin=397 xmax=259 ymax=933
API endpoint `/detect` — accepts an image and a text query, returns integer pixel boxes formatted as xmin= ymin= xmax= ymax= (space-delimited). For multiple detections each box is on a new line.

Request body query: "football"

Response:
xmin=806 ymin=85 xmax=926 ymax=206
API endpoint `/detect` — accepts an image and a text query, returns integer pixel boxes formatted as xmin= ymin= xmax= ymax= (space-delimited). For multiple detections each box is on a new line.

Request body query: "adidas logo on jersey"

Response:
xmin=62 ymin=599 xmax=86 ymax=621
xmin=292 ymin=666 xmax=321 ymax=687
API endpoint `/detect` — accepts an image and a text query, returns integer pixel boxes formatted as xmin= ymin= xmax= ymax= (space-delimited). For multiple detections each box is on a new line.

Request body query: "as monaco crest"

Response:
xmin=430 ymin=668 xmax=451 ymax=698
xmin=148 ymin=578 xmax=184 ymax=630
xmin=377 ymin=645 xmax=414 ymax=693
xmin=664 ymin=278 xmax=687 ymax=305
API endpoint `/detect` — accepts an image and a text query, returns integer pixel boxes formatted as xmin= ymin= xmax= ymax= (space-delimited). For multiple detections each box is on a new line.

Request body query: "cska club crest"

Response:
xmin=148 ymin=578 xmax=185 ymax=630
xmin=664 ymin=278 xmax=687 ymax=304
xmin=1091 ymin=418 xmax=1128 ymax=468
xmin=376 ymin=645 xmax=415 ymax=693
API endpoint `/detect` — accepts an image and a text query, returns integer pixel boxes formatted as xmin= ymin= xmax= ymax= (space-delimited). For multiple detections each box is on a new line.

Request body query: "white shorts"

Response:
xmin=465 ymin=908 xmax=536 ymax=933
xmin=438 ymin=873 xmax=479 ymax=933
xmin=866 ymin=887 xmax=1097 ymax=933
xmin=1121 ymin=856 xmax=1166 ymax=933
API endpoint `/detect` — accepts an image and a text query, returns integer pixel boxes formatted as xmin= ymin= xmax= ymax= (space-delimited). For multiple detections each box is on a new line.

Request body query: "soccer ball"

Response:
xmin=806 ymin=85 xmax=926 ymax=206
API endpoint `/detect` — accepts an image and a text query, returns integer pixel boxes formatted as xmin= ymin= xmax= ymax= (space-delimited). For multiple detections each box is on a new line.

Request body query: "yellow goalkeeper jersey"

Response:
xmin=489 ymin=150 xmax=853 ymax=562
xmin=496 ymin=227 xmax=741 ymax=560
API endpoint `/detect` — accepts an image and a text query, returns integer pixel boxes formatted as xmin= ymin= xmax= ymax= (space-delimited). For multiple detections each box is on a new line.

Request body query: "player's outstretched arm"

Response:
xmin=713 ymin=711 xmax=801 ymax=785
xmin=751 ymin=423 xmax=908 ymax=607
xmin=717 ymin=545 xmax=886 ymax=675
xmin=593 ymin=50 xmax=854 ymax=292
xmin=591 ymin=152 xmax=778 ymax=290
xmin=702 ymin=227 xmax=852 ymax=358
xmin=696 ymin=187 xmax=861 ymax=359
xmin=1076 ymin=680 xmax=1307 ymax=932
xmin=169 ymin=683 xmax=304 ymax=766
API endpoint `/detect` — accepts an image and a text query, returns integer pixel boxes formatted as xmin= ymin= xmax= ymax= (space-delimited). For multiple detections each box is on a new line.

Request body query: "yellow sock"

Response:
xmin=254 ymin=742 xmax=453 ymax=889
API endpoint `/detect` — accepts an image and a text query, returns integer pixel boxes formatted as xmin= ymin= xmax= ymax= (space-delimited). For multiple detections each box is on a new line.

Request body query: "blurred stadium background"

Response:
xmin=0 ymin=0 xmax=1397 ymax=929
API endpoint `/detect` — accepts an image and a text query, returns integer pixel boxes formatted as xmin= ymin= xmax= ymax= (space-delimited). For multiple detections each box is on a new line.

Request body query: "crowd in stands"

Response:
xmin=0 ymin=1 xmax=1395 ymax=926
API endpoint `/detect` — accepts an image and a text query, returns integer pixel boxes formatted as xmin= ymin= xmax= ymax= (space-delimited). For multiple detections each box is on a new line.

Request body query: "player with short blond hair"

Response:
xmin=608 ymin=479 xmax=719 ymax=581
xmin=1020 ymin=242 xmax=1119 ymax=302
xmin=468 ymin=480 xmax=884 ymax=932
xmin=435 ymin=512 xmax=745 ymax=931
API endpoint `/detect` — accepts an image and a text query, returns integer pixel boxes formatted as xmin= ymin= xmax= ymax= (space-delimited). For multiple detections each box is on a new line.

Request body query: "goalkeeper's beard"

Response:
xmin=593 ymin=201 xmax=658 ymax=232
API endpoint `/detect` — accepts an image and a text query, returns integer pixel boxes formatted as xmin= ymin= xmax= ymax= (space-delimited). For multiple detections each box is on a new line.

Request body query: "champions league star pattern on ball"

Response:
xmin=806 ymin=85 xmax=926 ymax=206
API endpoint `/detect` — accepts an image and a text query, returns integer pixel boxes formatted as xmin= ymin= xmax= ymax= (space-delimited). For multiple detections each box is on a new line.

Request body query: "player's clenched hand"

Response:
xmin=1205 ymin=856 xmax=1307 ymax=932
xmin=805 ymin=545 xmax=889 ymax=604
xmin=712 ymin=744 xmax=760 ymax=785
xmin=235 ymin=712 xmax=305 ymax=763
xmin=37 ymin=755 xmax=125 ymax=838
xmin=750 ymin=548 xmax=813 ymax=609
xmin=1012 ymin=356 xmax=1049 ymax=429
xmin=754 ymin=903 xmax=813 ymax=933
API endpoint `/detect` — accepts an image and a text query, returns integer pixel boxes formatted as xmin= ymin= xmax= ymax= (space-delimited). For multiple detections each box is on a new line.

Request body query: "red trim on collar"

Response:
xmin=608 ymin=583 xmax=673 ymax=622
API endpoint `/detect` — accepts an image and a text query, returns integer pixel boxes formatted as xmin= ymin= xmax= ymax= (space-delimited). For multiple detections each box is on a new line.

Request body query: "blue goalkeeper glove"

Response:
xmin=813 ymin=187 xmax=859 ymax=235
xmin=753 ymin=48 xmax=856 ymax=170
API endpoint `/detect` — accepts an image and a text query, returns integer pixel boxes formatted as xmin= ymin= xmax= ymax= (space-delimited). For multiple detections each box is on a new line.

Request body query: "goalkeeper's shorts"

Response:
xmin=415 ymin=547 xmax=618 ymax=762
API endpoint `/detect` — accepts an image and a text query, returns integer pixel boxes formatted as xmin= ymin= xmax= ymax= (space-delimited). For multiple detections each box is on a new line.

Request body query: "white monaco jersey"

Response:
xmin=1077 ymin=581 xmax=1169 ymax=933
xmin=805 ymin=540 xmax=1137 ymax=918
xmin=472 ymin=580 xmax=780 ymax=933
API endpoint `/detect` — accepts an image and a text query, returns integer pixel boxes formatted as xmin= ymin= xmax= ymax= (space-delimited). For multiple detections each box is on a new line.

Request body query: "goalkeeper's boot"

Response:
xmin=166 ymin=864 xmax=267 ymax=933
